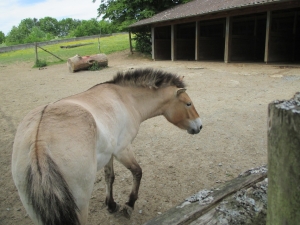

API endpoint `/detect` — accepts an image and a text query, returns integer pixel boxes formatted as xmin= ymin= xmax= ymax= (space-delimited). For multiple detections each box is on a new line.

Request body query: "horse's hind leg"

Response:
xmin=104 ymin=156 xmax=119 ymax=213
xmin=115 ymin=147 xmax=142 ymax=218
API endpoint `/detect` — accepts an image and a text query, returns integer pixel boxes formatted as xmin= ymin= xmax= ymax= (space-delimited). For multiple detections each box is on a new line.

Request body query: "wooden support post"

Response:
xmin=129 ymin=31 xmax=133 ymax=54
xmin=224 ymin=16 xmax=232 ymax=63
xmin=292 ymin=12 xmax=298 ymax=62
xmin=264 ymin=11 xmax=271 ymax=63
xmin=267 ymin=92 xmax=300 ymax=225
xmin=171 ymin=24 xmax=176 ymax=61
xmin=35 ymin=42 xmax=38 ymax=63
xmin=151 ymin=27 xmax=155 ymax=60
xmin=195 ymin=21 xmax=199 ymax=61
xmin=254 ymin=16 xmax=257 ymax=60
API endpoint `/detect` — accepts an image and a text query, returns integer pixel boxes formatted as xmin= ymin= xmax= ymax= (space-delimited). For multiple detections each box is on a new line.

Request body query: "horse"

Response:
xmin=11 ymin=68 xmax=202 ymax=225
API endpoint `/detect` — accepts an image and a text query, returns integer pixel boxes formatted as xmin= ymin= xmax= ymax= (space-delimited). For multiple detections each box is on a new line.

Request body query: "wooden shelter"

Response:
xmin=129 ymin=0 xmax=300 ymax=63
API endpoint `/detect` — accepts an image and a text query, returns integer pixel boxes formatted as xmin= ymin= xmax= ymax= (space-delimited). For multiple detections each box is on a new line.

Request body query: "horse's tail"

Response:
xmin=26 ymin=150 xmax=80 ymax=225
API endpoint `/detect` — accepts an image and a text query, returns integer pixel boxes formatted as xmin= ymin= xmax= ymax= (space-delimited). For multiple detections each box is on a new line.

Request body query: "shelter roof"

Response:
xmin=129 ymin=0 xmax=291 ymax=27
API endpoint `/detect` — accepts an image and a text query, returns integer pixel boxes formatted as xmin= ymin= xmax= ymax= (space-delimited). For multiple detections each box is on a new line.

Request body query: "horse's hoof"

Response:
xmin=107 ymin=203 xmax=120 ymax=213
xmin=121 ymin=205 xmax=133 ymax=219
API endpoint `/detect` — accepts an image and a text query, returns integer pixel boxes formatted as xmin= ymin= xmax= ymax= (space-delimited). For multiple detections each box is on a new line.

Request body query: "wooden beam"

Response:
xmin=37 ymin=45 xmax=63 ymax=61
xmin=151 ymin=27 xmax=155 ymax=60
xmin=264 ymin=11 xmax=271 ymax=63
xmin=171 ymin=24 xmax=176 ymax=61
xmin=195 ymin=21 xmax=199 ymax=61
xmin=224 ymin=16 xmax=232 ymax=63
xmin=144 ymin=168 xmax=267 ymax=225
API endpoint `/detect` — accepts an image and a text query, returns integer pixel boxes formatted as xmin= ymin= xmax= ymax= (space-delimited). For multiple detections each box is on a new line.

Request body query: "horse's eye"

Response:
xmin=186 ymin=102 xmax=192 ymax=107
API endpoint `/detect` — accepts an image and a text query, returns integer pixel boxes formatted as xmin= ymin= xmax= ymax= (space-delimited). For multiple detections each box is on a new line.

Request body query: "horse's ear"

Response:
xmin=176 ymin=88 xmax=186 ymax=97
xmin=179 ymin=76 xmax=185 ymax=81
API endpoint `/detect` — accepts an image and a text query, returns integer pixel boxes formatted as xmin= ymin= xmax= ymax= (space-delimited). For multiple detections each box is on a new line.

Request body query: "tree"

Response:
xmin=6 ymin=26 xmax=53 ymax=45
xmin=6 ymin=26 xmax=24 ymax=45
xmin=58 ymin=18 xmax=81 ymax=37
xmin=5 ymin=17 xmax=78 ymax=45
xmin=24 ymin=27 xmax=54 ymax=43
xmin=95 ymin=0 xmax=192 ymax=53
xmin=70 ymin=19 xmax=101 ymax=37
xmin=96 ymin=0 xmax=192 ymax=29
xmin=6 ymin=18 xmax=39 ymax=45
xmin=0 ymin=31 xmax=5 ymax=44
xmin=39 ymin=17 xmax=59 ymax=36
xmin=18 ymin=18 xmax=38 ymax=36
xmin=99 ymin=20 xmax=118 ymax=34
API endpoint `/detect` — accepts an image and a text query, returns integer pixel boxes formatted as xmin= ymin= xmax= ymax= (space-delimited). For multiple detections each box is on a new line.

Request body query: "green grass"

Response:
xmin=0 ymin=33 xmax=133 ymax=66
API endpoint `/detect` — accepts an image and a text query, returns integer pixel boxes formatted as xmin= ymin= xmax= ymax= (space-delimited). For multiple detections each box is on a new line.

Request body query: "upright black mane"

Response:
xmin=106 ymin=68 xmax=186 ymax=89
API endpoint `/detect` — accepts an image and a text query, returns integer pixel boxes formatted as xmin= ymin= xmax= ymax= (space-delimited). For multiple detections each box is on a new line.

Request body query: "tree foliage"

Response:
xmin=24 ymin=27 xmax=54 ymax=43
xmin=96 ymin=0 xmax=191 ymax=28
xmin=39 ymin=17 xmax=59 ymax=36
xmin=58 ymin=18 xmax=81 ymax=37
xmin=0 ymin=31 xmax=5 ymax=44
xmin=5 ymin=26 xmax=25 ymax=45
xmin=95 ymin=0 xmax=192 ymax=53
xmin=4 ymin=17 xmax=117 ymax=46
xmin=69 ymin=19 xmax=117 ymax=37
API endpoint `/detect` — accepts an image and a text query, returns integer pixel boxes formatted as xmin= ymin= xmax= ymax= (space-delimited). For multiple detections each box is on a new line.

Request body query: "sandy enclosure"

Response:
xmin=1 ymin=50 xmax=299 ymax=225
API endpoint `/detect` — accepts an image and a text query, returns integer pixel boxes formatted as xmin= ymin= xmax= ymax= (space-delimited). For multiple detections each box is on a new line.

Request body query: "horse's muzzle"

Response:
xmin=188 ymin=124 xmax=202 ymax=135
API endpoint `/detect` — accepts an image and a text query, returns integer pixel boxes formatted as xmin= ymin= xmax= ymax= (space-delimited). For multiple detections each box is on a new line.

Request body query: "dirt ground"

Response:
xmin=1 ymin=50 xmax=299 ymax=225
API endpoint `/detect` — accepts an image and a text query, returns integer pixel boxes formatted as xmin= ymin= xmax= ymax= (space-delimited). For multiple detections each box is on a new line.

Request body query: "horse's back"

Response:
xmin=12 ymin=100 xmax=98 ymax=170
xmin=12 ymin=101 xmax=98 ymax=225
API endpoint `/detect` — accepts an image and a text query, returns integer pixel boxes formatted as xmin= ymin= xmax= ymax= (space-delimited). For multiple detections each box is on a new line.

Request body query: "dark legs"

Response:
xmin=104 ymin=148 xmax=142 ymax=218
xmin=115 ymin=147 xmax=142 ymax=218
xmin=104 ymin=157 xmax=119 ymax=213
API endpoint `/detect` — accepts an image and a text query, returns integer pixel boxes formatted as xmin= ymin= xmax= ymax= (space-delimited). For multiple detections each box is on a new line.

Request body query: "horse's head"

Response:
xmin=163 ymin=88 xmax=202 ymax=134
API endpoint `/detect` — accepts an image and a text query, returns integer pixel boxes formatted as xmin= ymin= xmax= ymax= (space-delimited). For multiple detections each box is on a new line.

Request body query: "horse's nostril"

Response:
xmin=200 ymin=125 xmax=203 ymax=130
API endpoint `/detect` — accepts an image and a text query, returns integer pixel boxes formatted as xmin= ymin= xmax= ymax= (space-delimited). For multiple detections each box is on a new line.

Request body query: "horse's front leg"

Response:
xmin=104 ymin=156 xmax=119 ymax=213
xmin=115 ymin=147 xmax=142 ymax=218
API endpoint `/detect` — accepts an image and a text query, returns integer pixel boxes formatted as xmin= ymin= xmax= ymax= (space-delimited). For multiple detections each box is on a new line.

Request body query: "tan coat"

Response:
xmin=12 ymin=68 xmax=202 ymax=225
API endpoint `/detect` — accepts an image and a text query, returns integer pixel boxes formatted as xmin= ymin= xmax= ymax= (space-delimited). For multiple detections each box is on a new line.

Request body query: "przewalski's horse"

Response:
xmin=12 ymin=68 xmax=202 ymax=225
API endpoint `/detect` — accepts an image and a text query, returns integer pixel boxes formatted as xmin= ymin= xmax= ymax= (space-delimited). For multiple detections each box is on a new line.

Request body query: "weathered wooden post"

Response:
xmin=129 ymin=31 xmax=133 ymax=54
xmin=34 ymin=42 xmax=38 ymax=63
xmin=267 ymin=92 xmax=300 ymax=224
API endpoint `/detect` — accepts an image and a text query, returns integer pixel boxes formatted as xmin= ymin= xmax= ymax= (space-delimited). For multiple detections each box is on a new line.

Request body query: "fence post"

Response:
xmin=267 ymin=92 xmax=300 ymax=224
xmin=35 ymin=42 xmax=38 ymax=63
xmin=129 ymin=31 xmax=133 ymax=54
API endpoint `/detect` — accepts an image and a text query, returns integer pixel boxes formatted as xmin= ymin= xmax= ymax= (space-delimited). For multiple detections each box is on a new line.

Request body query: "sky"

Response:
xmin=0 ymin=0 xmax=101 ymax=35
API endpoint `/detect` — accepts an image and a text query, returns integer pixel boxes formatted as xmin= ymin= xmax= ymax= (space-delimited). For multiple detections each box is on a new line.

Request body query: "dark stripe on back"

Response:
xmin=34 ymin=105 xmax=48 ymax=176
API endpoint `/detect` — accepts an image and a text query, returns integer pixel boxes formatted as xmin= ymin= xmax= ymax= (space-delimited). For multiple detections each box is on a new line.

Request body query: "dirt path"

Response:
xmin=1 ymin=50 xmax=299 ymax=225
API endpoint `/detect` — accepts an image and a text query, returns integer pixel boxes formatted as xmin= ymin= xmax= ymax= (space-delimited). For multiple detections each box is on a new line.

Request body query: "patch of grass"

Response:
xmin=0 ymin=33 xmax=133 ymax=66
xmin=88 ymin=62 xmax=107 ymax=71
xmin=34 ymin=59 xmax=47 ymax=68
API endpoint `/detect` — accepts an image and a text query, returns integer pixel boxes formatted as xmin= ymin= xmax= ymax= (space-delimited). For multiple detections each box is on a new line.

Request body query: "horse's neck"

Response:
xmin=128 ymin=86 xmax=174 ymax=122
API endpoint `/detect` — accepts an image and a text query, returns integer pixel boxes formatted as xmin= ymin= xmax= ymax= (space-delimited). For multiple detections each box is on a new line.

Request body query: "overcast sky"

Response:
xmin=0 ymin=0 xmax=100 ymax=35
